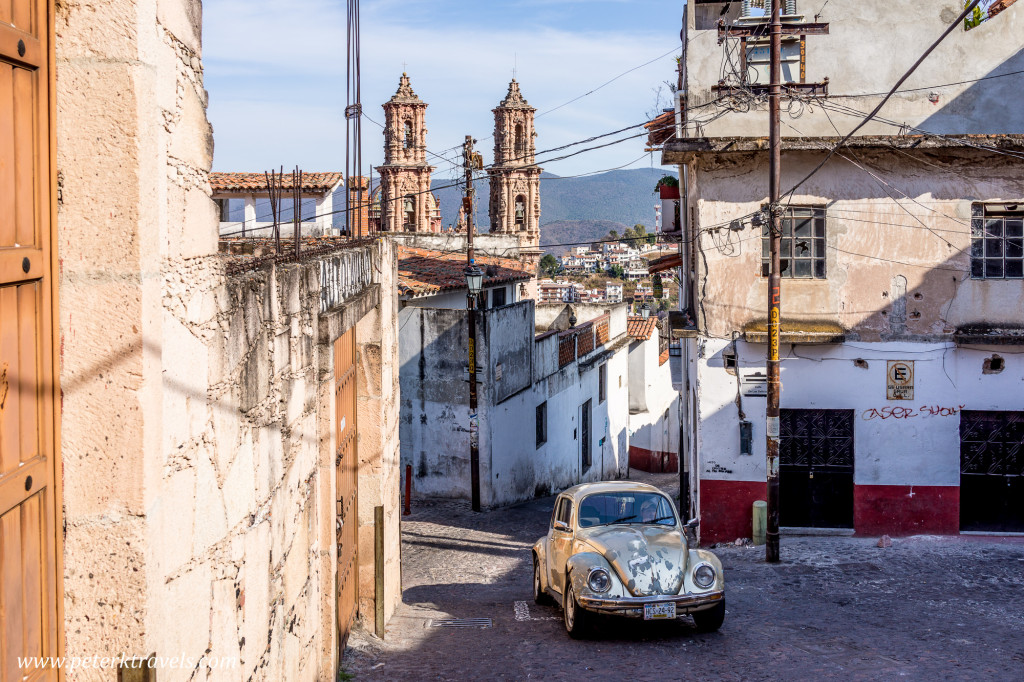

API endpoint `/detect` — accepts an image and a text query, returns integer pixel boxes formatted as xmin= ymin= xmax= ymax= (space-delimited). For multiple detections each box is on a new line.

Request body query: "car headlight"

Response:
xmin=693 ymin=563 xmax=716 ymax=589
xmin=587 ymin=568 xmax=612 ymax=593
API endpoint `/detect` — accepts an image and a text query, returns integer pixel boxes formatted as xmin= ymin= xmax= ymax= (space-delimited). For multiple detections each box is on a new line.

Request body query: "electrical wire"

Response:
xmin=780 ymin=0 xmax=984 ymax=200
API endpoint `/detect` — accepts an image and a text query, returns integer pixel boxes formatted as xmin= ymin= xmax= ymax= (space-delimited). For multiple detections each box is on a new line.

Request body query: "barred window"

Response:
xmin=761 ymin=207 xmax=826 ymax=279
xmin=536 ymin=402 xmax=547 ymax=449
xmin=971 ymin=205 xmax=1024 ymax=279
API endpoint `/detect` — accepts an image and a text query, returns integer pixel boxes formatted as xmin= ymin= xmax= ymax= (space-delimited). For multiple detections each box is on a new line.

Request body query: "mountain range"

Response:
xmin=430 ymin=167 xmax=677 ymax=256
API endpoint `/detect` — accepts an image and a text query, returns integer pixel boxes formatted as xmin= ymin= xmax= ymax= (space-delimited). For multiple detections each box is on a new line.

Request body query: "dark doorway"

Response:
xmin=581 ymin=399 xmax=592 ymax=472
xmin=960 ymin=411 xmax=1024 ymax=532
xmin=779 ymin=409 xmax=855 ymax=528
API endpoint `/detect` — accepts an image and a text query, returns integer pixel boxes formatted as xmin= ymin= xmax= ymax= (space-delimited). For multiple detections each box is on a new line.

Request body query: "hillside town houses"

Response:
xmin=5 ymin=0 xmax=1023 ymax=679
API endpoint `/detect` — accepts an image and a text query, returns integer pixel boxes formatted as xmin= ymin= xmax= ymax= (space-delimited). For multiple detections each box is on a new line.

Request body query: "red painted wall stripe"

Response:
xmin=699 ymin=479 xmax=767 ymax=545
xmin=854 ymin=485 xmax=960 ymax=536
xmin=628 ymin=445 xmax=677 ymax=474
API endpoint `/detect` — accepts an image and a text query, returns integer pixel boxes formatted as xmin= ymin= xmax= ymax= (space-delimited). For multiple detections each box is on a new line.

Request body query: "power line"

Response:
xmin=780 ymin=0 xmax=984 ymax=200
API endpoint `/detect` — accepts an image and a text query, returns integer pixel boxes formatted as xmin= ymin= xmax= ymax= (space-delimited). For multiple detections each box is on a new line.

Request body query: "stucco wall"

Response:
xmin=400 ymin=302 xmax=631 ymax=508
xmin=689 ymin=149 xmax=1024 ymax=340
xmin=627 ymin=327 xmax=680 ymax=472
xmin=696 ymin=336 xmax=1024 ymax=489
xmin=686 ymin=1 xmax=1024 ymax=138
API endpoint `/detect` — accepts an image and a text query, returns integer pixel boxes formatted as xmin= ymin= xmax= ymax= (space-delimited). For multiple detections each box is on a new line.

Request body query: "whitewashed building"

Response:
xmin=627 ymin=317 xmax=681 ymax=473
xmin=399 ymin=251 xmax=632 ymax=507
xmin=659 ymin=0 xmax=1024 ymax=542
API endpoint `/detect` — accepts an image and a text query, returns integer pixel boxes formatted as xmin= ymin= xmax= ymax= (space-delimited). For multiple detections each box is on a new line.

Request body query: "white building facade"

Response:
xmin=662 ymin=0 xmax=1024 ymax=542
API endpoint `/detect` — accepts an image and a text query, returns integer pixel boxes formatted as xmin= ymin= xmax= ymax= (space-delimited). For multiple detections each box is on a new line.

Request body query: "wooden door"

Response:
xmin=334 ymin=328 xmax=358 ymax=650
xmin=1 ymin=1 xmax=60 ymax=681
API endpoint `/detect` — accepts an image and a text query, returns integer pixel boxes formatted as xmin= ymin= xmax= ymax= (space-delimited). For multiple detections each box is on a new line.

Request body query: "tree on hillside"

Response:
xmin=539 ymin=254 xmax=559 ymax=277
xmin=608 ymin=264 xmax=625 ymax=280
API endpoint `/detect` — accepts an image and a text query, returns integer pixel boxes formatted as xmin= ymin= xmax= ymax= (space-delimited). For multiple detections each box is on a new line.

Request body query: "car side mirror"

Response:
xmin=684 ymin=517 xmax=700 ymax=530
xmin=553 ymin=519 xmax=571 ymax=533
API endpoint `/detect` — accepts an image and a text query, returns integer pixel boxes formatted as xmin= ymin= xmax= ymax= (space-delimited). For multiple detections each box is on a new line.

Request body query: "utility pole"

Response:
xmin=464 ymin=135 xmax=482 ymax=512
xmin=765 ymin=0 xmax=782 ymax=564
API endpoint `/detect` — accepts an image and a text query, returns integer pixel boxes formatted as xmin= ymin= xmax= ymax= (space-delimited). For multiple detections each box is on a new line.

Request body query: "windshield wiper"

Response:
xmin=609 ymin=514 xmax=637 ymax=524
xmin=646 ymin=515 xmax=677 ymax=524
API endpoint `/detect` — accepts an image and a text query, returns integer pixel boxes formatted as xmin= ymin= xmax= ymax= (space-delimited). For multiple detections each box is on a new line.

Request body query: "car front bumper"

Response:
xmin=577 ymin=589 xmax=724 ymax=618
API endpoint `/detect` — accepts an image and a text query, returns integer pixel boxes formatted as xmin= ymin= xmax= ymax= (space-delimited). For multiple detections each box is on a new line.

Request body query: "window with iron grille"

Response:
xmin=971 ymin=204 xmax=1024 ymax=279
xmin=761 ymin=207 xmax=826 ymax=278
xmin=599 ymin=363 xmax=607 ymax=403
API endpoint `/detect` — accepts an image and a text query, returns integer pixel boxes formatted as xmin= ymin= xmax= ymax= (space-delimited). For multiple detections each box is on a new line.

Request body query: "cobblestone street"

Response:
xmin=344 ymin=474 xmax=1024 ymax=680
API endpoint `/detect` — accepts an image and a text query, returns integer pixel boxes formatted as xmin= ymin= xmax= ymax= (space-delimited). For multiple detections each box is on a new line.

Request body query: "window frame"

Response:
xmin=491 ymin=286 xmax=507 ymax=308
xmin=536 ymin=401 xmax=547 ymax=449
xmin=599 ymin=363 xmax=607 ymax=403
xmin=761 ymin=206 xmax=827 ymax=279
xmin=971 ymin=204 xmax=1024 ymax=280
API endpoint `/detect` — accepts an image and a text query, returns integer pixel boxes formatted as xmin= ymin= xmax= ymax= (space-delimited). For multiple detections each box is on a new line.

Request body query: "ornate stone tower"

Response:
xmin=488 ymin=80 xmax=541 ymax=247
xmin=378 ymin=74 xmax=437 ymax=232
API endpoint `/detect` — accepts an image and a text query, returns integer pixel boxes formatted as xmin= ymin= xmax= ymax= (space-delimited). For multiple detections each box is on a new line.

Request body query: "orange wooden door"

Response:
xmin=0 ymin=0 xmax=60 ymax=680
xmin=334 ymin=328 xmax=358 ymax=650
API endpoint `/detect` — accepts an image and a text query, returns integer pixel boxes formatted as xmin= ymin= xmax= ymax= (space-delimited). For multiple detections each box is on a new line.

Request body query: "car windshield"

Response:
xmin=577 ymin=492 xmax=677 ymax=528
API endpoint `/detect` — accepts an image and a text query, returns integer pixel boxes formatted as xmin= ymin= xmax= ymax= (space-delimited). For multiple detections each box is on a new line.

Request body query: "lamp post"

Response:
xmin=464 ymin=135 xmax=483 ymax=512
xmin=641 ymin=302 xmax=651 ymax=320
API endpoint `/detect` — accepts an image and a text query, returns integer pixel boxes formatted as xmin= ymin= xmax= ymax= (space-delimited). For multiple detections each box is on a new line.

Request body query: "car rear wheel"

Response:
xmin=692 ymin=598 xmax=725 ymax=633
xmin=533 ymin=556 xmax=552 ymax=605
xmin=563 ymin=578 xmax=590 ymax=639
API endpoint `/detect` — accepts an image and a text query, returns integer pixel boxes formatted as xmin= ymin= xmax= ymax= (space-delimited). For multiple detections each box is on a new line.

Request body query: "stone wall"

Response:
xmin=56 ymin=1 xmax=401 ymax=679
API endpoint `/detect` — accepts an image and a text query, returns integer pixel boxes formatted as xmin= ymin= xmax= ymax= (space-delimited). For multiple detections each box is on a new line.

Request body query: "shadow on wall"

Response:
xmin=920 ymin=48 xmax=1024 ymax=135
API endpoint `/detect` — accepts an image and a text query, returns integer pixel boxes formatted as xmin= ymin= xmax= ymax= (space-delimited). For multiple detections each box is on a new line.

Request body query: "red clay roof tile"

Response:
xmin=397 ymin=245 xmax=533 ymax=298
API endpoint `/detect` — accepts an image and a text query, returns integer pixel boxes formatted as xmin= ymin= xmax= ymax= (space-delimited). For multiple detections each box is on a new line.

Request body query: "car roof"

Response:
xmin=557 ymin=481 xmax=666 ymax=502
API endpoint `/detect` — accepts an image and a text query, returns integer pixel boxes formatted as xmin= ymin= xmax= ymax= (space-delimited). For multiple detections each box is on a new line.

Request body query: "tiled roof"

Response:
xmin=648 ymin=252 xmax=683 ymax=274
xmin=626 ymin=316 xmax=658 ymax=341
xmin=659 ymin=348 xmax=670 ymax=366
xmin=210 ymin=172 xmax=344 ymax=195
xmin=397 ymin=245 xmax=533 ymax=298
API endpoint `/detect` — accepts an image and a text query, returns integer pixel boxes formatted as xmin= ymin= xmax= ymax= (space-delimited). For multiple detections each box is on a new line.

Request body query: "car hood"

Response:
xmin=577 ymin=525 xmax=686 ymax=596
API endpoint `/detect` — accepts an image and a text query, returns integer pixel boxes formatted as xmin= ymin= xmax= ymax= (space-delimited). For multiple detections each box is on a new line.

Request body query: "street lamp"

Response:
xmin=641 ymin=302 xmax=651 ymax=320
xmin=465 ymin=265 xmax=484 ymax=297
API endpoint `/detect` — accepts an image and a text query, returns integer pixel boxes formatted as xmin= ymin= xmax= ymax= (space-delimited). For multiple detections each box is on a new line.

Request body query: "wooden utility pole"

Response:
xmin=464 ymin=135 xmax=482 ymax=512
xmin=765 ymin=0 xmax=782 ymax=563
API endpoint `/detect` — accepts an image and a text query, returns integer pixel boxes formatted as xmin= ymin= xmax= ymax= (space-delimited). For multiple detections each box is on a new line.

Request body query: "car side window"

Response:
xmin=557 ymin=498 xmax=573 ymax=527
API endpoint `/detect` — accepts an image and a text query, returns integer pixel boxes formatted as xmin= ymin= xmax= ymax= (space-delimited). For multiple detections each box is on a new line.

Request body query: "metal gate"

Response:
xmin=960 ymin=411 xmax=1024 ymax=532
xmin=334 ymin=328 xmax=359 ymax=648
xmin=779 ymin=409 xmax=855 ymax=529
xmin=1 ymin=1 xmax=61 ymax=680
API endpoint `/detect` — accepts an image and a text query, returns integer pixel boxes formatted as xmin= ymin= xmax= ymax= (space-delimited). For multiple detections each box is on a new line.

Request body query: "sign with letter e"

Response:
xmin=887 ymin=360 xmax=914 ymax=400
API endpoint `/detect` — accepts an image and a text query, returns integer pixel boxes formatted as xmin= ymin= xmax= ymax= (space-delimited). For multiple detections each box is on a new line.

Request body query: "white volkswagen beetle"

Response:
xmin=532 ymin=481 xmax=725 ymax=638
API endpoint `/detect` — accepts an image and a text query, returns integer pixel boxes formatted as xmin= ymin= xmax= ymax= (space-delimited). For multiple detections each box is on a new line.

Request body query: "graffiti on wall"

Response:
xmin=861 ymin=404 xmax=966 ymax=421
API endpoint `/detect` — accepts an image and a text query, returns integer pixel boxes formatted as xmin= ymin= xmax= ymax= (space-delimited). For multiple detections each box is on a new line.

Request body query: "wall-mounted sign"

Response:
xmin=887 ymin=360 xmax=914 ymax=400
xmin=740 ymin=371 xmax=768 ymax=397
xmin=652 ymin=274 xmax=663 ymax=299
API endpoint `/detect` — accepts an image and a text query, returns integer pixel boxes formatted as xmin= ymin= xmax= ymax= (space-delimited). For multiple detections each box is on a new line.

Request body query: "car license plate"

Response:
xmin=643 ymin=602 xmax=676 ymax=620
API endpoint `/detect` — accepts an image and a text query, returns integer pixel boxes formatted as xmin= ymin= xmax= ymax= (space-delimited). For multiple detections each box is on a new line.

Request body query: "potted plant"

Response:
xmin=654 ymin=175 xmax=679 ymax=200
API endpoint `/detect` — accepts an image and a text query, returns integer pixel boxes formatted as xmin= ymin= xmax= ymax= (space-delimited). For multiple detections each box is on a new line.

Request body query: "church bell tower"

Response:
xmin=378 ymin=74 xmax=436 ymax=232
xmin=488 ymin=80 xmax=541 ymax=248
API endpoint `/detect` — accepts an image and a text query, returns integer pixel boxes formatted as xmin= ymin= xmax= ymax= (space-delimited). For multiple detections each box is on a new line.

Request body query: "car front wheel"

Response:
xmin=692 ymin=598 xmax=725 ymax=633
xmin=563 ymin=578 xmax=589 ymax=638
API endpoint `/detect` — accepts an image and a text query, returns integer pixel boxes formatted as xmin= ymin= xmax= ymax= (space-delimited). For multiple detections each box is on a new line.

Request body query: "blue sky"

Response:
xmin=203 ymin=0 xmax=683 ymax=178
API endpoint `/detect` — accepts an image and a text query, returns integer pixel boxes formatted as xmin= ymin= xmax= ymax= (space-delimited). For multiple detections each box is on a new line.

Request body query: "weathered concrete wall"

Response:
xmin=57 ymin=0 xmax=402 ymax=677
xmin=687 ymin=1 xmax=1024 ymax=138
xmin=400 ymin=302 xmax=631 ymax=507
xmin=689 ymin=149 xmax=1024 ymax=340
